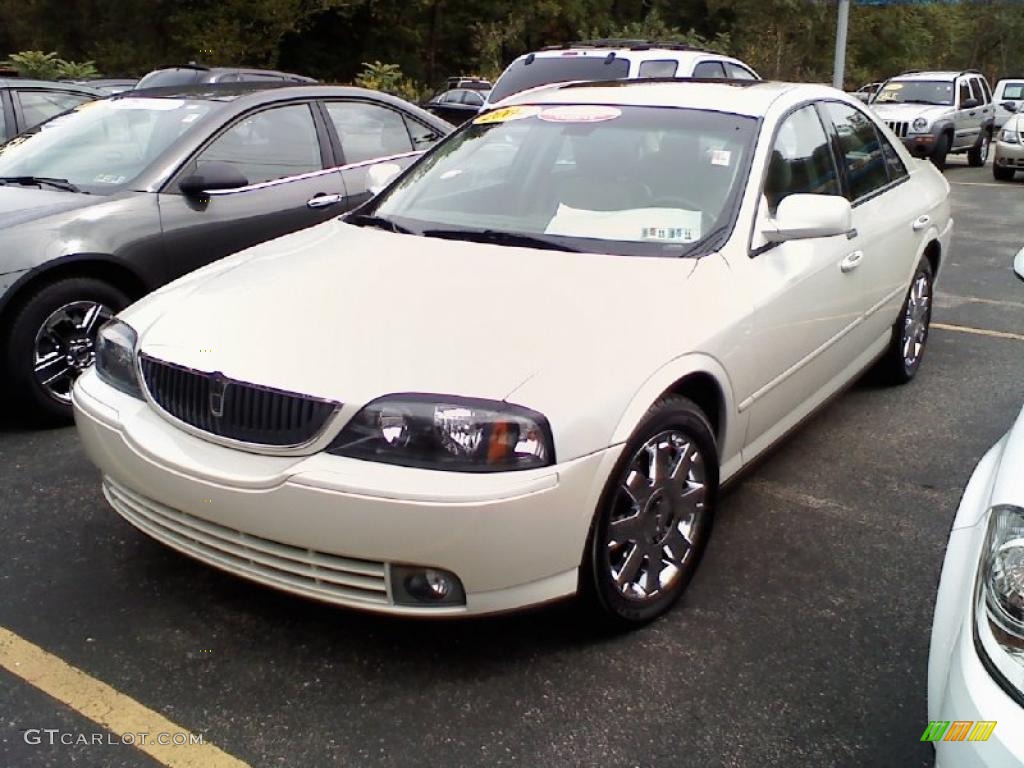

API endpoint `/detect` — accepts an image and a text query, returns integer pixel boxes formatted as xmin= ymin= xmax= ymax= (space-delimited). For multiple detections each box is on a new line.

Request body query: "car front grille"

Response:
xmin=103 ymin=476 xmax=390 ymax=606
xmin=886 ymin=120 xmax=909 ymax=138
xmin=139 ymin=355 xmax=338 ymax=447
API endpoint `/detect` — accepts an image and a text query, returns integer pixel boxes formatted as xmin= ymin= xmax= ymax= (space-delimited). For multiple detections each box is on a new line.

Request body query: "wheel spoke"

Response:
xmin=623 ymin=470 xmax=652 ymax=508
xmin=664 ymin=528 xmax=691 ymax=566
xmin=678 ymin=483 xmax=706 ymax=511
xmin=35 ymin=354 xmax=71 ymax=387
xmin=615 ymin=544 xmax=644 ymax=588
xmin=609 ymin=513 xmax=642 ymax=542
xmin=80 ymin=303 xmax=108 ymax=335
xmin=669 ymin=442 xmax=695 ymax=483
xmin=643 ymin=548 xmax=662 ymax=593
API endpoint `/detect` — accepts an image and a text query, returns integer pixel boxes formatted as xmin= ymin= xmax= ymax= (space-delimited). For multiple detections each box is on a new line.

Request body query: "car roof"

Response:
xmin=0 ymin=77 xmax=103 ymax=93
xmin=142 ymin=65 xmax=316 ymax=81
xmin=496 ymin=78 xmax=814 ymax=118
xmin=522 ymin=47 xmax=740 ymax=64
xmin=890 ymin=71 xmax=976 ymax=82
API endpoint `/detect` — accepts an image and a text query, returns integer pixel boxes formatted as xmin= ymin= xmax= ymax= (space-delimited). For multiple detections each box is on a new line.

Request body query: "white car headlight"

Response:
xmin=327 ymin=394 xmax=554 ymax=471
xmin=1001 ymin=128 xmax=1020 ymax=144
xmin=976 ymin=505 xmax=1024 ymax=694
xmin=95 ymin=319 xmax=143 ymax=399
xmin=912 ymin=117 xmax=929 ymax=132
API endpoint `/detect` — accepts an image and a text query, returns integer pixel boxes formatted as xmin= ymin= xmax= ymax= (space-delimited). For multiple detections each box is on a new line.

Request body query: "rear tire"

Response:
xmin=2 ymin=278 xmax=129 ymax=423
xmin=968 ymin=130 xmax=991 ymax=167
xmin=580 ymin=395 xmax=718 ymax=628
xmin=993 ymin=164 xmax=1016 ymax=181
xmin=874 ymin=258 xmax=934 ymax=385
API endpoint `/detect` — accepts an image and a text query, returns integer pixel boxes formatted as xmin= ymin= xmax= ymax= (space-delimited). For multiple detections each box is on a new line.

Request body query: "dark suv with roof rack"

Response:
xmin=483 ymin=39 xmax=759 ymax=107
xmin=0 ymin=82 xmax=450 ymax=420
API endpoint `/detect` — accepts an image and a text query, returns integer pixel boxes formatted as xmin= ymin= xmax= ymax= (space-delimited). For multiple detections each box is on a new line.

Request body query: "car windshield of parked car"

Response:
xmin=0 ymin=97 xmax=216 ymax=194
xmin=874 ymin=80 xmax=954 ymax=106
xmin=489 ymin=57 xmax=631 ymax=103
xmin=368 ymin=104 xmax=756 ymax=257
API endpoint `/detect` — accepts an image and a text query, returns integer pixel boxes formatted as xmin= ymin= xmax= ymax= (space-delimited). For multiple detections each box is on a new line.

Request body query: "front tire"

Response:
xmin=875 ymin=258 xmax=934 ymax=385
xmin=968 ymin=130 xmax=992 ymax=167
xmin=3 ymin=278 xmax=129 ymax=423
xmin=581 ymin=396 xmax=718 ymax=627
xmin=993 ymin=164 xmax=1016 ymax=181
xmin=930 ymin=133 xmax=951 ymax=170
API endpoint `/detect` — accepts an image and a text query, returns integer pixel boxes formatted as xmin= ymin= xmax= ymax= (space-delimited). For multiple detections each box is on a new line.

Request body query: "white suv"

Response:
xmin=484 ymin=39 xmax=759 ymax=107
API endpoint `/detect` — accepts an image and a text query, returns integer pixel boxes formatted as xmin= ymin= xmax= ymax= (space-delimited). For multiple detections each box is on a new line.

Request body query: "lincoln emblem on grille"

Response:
xmin=209 ymin=375 xmax=228 ymax=418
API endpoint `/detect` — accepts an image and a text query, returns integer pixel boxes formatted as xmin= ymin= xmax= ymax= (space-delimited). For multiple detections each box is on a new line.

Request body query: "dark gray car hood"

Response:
xmin=0 ymin=186 xmax=98 ymax=230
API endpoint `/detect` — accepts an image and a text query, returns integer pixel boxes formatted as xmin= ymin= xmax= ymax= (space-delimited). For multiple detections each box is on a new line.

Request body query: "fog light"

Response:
xmin=390 ymin=565 xmax=466 ymax=606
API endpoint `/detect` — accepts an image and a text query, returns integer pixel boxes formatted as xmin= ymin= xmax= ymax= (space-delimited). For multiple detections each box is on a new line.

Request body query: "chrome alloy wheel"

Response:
xmin=980 ymin=133 xmax=991 ymax=164
xmin=606 ymin=430 xmax=708 ymax=601
xmin=33 ymin=301 xmax=113 ymax=404
xmin=901 ymin=271 xmax=931 ymax=370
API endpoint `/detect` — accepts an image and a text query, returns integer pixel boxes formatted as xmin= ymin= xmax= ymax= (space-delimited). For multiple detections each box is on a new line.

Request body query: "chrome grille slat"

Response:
xmin=885 ymin=120 xmax=909 ymax=138
xmin=139 ymin=354 xmax=338 ymax=447
xmin=103 ymin=477 xmax=389 ymax=604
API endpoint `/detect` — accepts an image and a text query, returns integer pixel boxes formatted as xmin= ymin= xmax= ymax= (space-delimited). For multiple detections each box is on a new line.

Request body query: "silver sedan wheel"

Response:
xmin=33 ymin=301 xmax=113 ymax=404
xmin=901 ymin=271 xmax=931 ymax=370
xmin=606 ymin=430 xmax=708 ymax=601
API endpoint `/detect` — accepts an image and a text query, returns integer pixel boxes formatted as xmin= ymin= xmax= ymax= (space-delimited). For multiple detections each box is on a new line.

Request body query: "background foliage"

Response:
xmin=1 ymin=0 xmax=1022 ymax=92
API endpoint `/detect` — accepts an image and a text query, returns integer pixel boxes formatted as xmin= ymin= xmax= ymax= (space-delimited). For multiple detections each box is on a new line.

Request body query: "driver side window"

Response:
xmin=764 ymin=104 xmax=840 ymax=214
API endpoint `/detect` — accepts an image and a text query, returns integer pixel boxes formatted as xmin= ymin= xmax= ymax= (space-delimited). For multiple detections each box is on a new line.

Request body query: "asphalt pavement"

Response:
xmin=2 ymin=156 xmax=1023 ymax=768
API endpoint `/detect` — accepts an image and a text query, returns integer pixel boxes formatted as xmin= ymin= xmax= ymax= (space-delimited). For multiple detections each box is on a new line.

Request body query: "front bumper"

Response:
xmin=929 ymin=441 xmax=1024 ymax=767
xmin=994 ymin=140 xmax=1024 ymax=170
xmin=902 ymin=134 xmax=940 ymax=158
xmin=72 ymin=368 xmax=621 ymax=616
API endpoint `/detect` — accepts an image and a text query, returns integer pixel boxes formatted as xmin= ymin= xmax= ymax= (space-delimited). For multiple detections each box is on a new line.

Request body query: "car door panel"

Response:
xmin=741 ymin=104 xmax=859 ymax=450
xmin=157 ymin=102 xmax=347 ymax=281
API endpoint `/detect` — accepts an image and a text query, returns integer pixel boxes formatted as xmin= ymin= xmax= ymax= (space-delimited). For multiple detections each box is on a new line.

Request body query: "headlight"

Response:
xmin=95 ymin=320 xmax=142 ymax=398
xmin=976 ymin=505 xmax=1024 ymax=693
xmin=912 ymin=117 xmax=929 ymax=131
xmin=1001 ymin=128 xmax=1020 ymax=144
xmin=327 ymin=394 xmax=554 ymax=472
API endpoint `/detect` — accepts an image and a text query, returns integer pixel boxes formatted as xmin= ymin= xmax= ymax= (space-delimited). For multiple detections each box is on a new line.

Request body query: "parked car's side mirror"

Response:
xmin=366 ymin=162 xmax=402 ymax=196
xmin=961 ymin=98 xmax=980 ymax=110
xmin=1014 ymin=248 xmax=1024 ymax=282
xmin=179 ymin=161 xmax=249 ymax=197
xmin=763 ymin=194 xmax=854 ymax=243
xmin=1002 ymin=101 xmax=1018 ymax=112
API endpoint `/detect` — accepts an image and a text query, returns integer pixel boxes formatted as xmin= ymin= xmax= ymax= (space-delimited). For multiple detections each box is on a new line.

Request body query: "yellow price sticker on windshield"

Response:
xmin=473 ymin=106 xmax=540 ymax=125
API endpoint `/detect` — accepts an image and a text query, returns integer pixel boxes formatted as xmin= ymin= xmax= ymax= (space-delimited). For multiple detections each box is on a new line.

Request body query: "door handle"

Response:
xmin=307 ymin=193 xmax=345 ymax=209
xmin=912 ymin=215 xmax=931 ymax=232
xmin=840 ymin=250 xmax=864 ymax=273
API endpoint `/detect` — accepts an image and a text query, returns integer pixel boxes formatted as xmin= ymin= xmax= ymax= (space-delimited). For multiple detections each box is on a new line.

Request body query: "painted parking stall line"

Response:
xmin=932 ymin=322 xmax=1024 ymax=342
xmin=0 ymin=626 xmax=250 ymax=768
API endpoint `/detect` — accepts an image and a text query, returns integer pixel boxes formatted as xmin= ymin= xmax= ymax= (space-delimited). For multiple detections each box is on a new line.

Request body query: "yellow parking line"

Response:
xmin=933 ymin=322 xmax=1024 ymax=342
xmin=0 ymin=626 xmax=250 ymax=768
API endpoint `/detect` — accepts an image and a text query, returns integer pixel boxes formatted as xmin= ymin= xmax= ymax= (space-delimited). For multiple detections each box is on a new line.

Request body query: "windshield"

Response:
xmin=367 ymin=104 xmax=756 ymax=257
xmin=489 ymin=57 xmax=631 ymax=103
xmin=136 ymin=69 xmax=204 ymax=89
xmin=874 ymin=80 xmax=954 ymax=106
xmin=0 ymin=97 xmax=217 ymax=194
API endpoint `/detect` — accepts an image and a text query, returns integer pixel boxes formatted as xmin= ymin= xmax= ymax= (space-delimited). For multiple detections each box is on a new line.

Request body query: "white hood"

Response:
xmin=125 ymin=219 xmax=699 ymax=407
xmin=870 ymin=102 xmax=951 ymax=125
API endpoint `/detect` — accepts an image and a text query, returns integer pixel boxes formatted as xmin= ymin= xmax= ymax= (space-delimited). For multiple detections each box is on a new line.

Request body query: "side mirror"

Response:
xmin=179 ymin=161 xmax=249 ymax=197
xmin=1014 ymin=247 xmax=1024 ymax=282
xmin=366 ymin=162 xmax=402 ymax=196
xmin=763 ymin=194 xmax=854 ymax=243
xmin=961 ymin=98 xmax=980 ymax=110
xmin=1002 ymin=101 xmax=1018 ymax=112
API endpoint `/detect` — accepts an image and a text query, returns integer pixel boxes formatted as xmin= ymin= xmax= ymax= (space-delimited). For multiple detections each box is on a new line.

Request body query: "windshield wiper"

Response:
xmin=421 ymin=228 xmax=580 ymax=252
xmin=346 ymin=213 xmax=414 ymax=235
xmin=0 ymin=176 xmax=84 ymax=193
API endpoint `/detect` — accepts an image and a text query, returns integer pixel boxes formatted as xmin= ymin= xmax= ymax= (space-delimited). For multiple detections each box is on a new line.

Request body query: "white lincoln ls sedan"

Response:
xmin=927 ymin=253 xmax=1024 ymax=767
xmin=73 ymin=80 xmax=953 ymax=625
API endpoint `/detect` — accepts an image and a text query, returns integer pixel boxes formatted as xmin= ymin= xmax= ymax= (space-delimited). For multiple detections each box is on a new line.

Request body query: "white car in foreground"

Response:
xmin=928 ymin=253 xmax=1024 ymax=766
xmin=73 ymin=80 xmax=952 ymax=625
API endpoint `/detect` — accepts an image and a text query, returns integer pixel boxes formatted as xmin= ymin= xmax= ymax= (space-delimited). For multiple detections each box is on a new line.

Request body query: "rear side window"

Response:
xmin=692 ymin=61 xmax=727 ymax=79
xmin=638 ymin=60 xmax=678 ymax=78
xmin=764 ymin=105 xmax=840 ymax=213
xmin=823 ymin=102 xmax=890 ymax=201
xmin=197 ymin=103 xmax=322 ymax=185
xmin=326 ymin=101 xmax=414 ymax=164
xmin=16 ymin=90 xmax=94 ymax=131
xmin=489 ymin=56 xmax=630 ymax=103
xmin=726 ymin=63 xmax=757 ymax=80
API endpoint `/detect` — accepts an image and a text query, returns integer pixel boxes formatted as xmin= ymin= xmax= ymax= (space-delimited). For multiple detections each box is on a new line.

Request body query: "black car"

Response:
xmin=422 ymin=87 xmax=488 ymax=124
xmin=0 ymin=78 xmax=102 ymax=141
xmin=0 ymin=83 xmax=450 ymax=419
xmin=136 ymin=65 xmax=317 ymax=89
